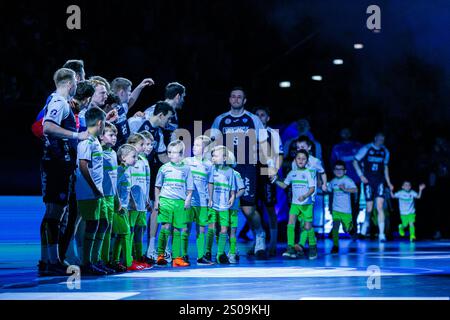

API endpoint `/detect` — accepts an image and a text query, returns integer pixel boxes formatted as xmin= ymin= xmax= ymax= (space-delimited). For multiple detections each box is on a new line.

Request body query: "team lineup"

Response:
xmin=36 ymin=59 xmax=426 ymax=276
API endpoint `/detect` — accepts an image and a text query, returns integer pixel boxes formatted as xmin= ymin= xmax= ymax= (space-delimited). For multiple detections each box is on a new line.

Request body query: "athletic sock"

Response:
xmin=146 ymin=237 xmax=156 ymax=256
xmin=165 ymin=235 xmax=172 ymax=252
xmin=157 ymin=229 xmax=170 ymax=255
xmin=218 ymin=233 xmax=227 ymax=255
xmin=124 ymin=233 xmax=133 ymax=267
xmin=196 ymin=232 xmax=205 ymax=259
xmin=112 ymin=236 xmax=123 ymax=264
xmin=101 ymin=229 xmax=112 ymax=263
xmin=92 ymin=232 xmax=105 ymax=264
xmin=287 ymin=224 xmax=295 ymax=247
xmin=181 ymin=231 xmax=189 ymax=257
xmin=83 ymin=232 xmax=95 ymax=265
xmin=270 ymin=228 xmax=277 ymax=247
xmin=206 ymin=228 xmax=215 ymax=254
xmin=173 ymin=229 xmax=181 ymax=258
xmin=229 ymin=236 xmax=237 ymax=255
xmin=332 ymin=223 xmax=340 ymax=247
xmin=308 ymin=228 xmax=317 ymax=246
xmin=410 ymin=224 xmax=416 ymax=239
xmin=299 ymin=229 xmax=308 ymax=247
xmin=48 ymin=244 xmax=59 ymax=264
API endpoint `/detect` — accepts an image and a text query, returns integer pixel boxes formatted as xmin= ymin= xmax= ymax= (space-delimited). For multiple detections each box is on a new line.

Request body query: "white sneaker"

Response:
xmin=164 ymin=250 xmax=172 ymax=263
xmin=378 ymin=233 xmax=386 ymax=242
xmin=254 ymin=231 xmax=266 ymax=254
xmin=146 ymin=250 xmax=158 ymax=263
xmin=228 ymin=253 xmax=238 ymax=264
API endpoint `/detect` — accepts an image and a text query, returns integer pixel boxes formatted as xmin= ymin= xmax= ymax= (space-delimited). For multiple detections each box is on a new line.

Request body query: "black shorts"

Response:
xmin=256 ymin=167 xmax=277 ymax=206
xmin=363 ymin=178 xmax=385 ymax=202
xmin=41 ymin=159 xmax=76 ymax=205
xmin=234 ymin=164 xmax=257 ymax=207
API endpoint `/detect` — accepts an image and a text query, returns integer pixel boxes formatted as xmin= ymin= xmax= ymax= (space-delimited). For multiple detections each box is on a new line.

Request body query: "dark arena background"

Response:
xmin=1 ymin=0 xmax=450 ymax=308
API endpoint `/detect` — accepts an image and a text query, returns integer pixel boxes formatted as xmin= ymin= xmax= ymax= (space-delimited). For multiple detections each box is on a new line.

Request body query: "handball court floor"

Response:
xmin=1 ymin=196 xmax=450 ymax=300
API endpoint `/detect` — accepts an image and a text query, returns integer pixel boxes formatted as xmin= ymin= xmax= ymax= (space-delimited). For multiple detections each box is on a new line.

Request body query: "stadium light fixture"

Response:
xmin=333 ymin=59 xmax=344 ymax=65
xmin=279 ymin=81 xmax=291 ymax=88
xmin=354 ymin=43 xmax=364 ymax=49
xmin=311 ymin=75 xmax=322 ymax=81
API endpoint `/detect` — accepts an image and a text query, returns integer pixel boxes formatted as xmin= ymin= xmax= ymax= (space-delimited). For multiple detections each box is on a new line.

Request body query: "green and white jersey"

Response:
xmin=129 ymin=154 xmax=150 ymax=211
xmin=102 ymin=147 xmax=118 ymax=197
xmin=327 ymin=176 xmax=357 ymax=214
xmin=184 ymin=156 xmax=212 ymax=207
xmin=292 ymin=155 xmax=324 ymax=202
xmin=393 ymin=190 xmax=418 ymax=215
xmin=284 ymin=168 xmax=315 ymax=205
xmin=155 ymin=161 xmax=194 ymax=200
xmin=117 ymin=165 xmax=132 ymax=208
xmin=231 ymin=169 xmax=245 ymax=210
xmin=209 ymin=165 xmax=236 ymax=211
xmin=75 ymin=135 xmax=104 ymax=200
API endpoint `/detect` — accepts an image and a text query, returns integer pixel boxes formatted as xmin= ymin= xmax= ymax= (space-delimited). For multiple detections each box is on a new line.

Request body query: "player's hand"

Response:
xmin=388 ymin=183 xmax=394 ymax=191
xmin=138 ymin=78 xmax=155 ymax=89
xmin=208 ymin=200 xmax=213 ymax=208
xmin=133 ymin=111 xmax=145 ymax=118
xmin=184 ymin=201 xmax=191 ymax=210
xmin=322 ymin=184 xmax=328 ymax=192
xmin=106 ymin=109 xmax=118 ymax=122
xmin=270 ymin=174 xmax=278 ymax=184
xmin=227 ymin=198 xmax=234 ymax=207
xmin=360 ymin=176 xmax=369 ymax=184
xmin=78 ymin=131 xmax=89 ymax=141
xmin=419 ymin=183 xmax=426 ymax=190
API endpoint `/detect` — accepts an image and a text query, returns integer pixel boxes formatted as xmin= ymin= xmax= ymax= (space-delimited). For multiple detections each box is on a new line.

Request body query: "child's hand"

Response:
xmin=322 ymin=184 xmax=328 ymax=192
xmin=360 ymin=175 xmax=369 ymax=184
xmin=227 ymin=198 xmax=234 ymax=208
xmin=298 ymin=195 xmax=306 ymax=202
xmin=208 ymin=200 xmax=213 ymax=208
xmin=184 ymin=200 xmax=191 ymax=210
xmin=419 ymin=183 xmax=426 ymax=190
xmin=338 ymin=184 xmax=346 ymax=191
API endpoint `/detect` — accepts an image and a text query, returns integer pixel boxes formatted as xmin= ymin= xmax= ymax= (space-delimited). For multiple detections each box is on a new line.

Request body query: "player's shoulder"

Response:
xmin=213 ymin=111 xmax=232 ymax=123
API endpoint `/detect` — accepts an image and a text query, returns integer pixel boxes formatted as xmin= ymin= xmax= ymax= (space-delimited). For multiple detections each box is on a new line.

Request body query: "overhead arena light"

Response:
xmin=279 ymin=81 xmax=291 ymax=88
xmin=354 ymin=43 xmax=364 ymax=49
xmin=333 ymin=59 xmax=344 ymax=65
xmin=311 ymin=75 xmax=322 ymax=81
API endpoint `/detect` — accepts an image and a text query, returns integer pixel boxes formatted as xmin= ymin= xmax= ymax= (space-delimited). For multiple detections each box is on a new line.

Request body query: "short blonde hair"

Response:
xmin=53 ymin=68 xmax=76 ymax=87
xmin=210 ymin=145 xmax=234 ymax=165
xmin=117 ymin=144 xmax=137 ymax=164
xmin=127 ymin=133 xmax=146 ymax=146
xmin=140 ymin=130 xmax=154 ymax=142
xmin=195 ymin=135 xmax=212 ymax=153
xmin=104 ymin=121 xmax=118 ymax=134
xmin=168 ymin=139 xmax=185 ymax=155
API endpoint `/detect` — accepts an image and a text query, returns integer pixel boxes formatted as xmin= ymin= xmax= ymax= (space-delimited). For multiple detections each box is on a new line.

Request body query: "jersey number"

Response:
xmin=371 ymin=163 xmax=378 ymax=171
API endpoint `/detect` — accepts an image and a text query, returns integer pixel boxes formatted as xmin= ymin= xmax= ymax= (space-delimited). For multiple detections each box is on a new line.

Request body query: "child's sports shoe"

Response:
xmin=182 ymin=255 xmax=190 ymax=265
xmin=197 ymin=256 xmax=214 ymax=265
xmin=309 ymin=246 xmax=318 ymax=260
xmin=146 ymin=251 xmax=158 ymax=264
xmin=398 ymin=224 xmax=405 ymax=237
xmin=294 ymin=244 xmax=305 ymax=258
xmin=282 ymin=246 xmax=297 ymax=259
xmin=109 ymin=262 xmax=127 ymax=273
xmin=228 ymin=253 xmax=238 ymax=264
xmin=204 ymin=252 xmax=212 ymax=262
xmin=268 ymin=246 xmax=277 ymax=257
xmin=96 ymin=261 xmax=116 ymax=274
xmin=378 ymin=233 xmax=387 ymax=242
xmin=81 ymin=263 xmax=108 ymax=276
xmin=156 ymin=254 xmax=168 ymax=266
xmin=331 ymin=246 xmax=339 ymax=254
xmin=173 ymin=257 xmax=190 ymax=267
xmin=217 ymin=253 xmax=230 ymax=264
xmin=164 ymin=250 xmax=172 ymax=263
xmin=410 ymin=236 xmax=416 ymax=242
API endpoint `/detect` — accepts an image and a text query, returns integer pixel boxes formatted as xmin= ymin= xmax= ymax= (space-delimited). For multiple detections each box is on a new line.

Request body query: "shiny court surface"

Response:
xmin=1 ymin=196 xmax=450 ymax=300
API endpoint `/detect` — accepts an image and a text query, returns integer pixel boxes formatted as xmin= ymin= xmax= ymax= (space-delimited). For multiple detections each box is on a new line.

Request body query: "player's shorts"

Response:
xmin=234 ymin=164 xmax=257 ymax=206
xmin=187 ymin=206 xmax=209 ymax=226
xmin=78 ymin=198 xmax=102 ymax=221
xmin=207 ymin=208 xmax=231 ymax=227
xmin=400 ymin=213 xmax=416 ymax=225
xmin=41 ymin=159 xmax=76 ymax=206
xmin=257 ymin=167 xmax=277 ymax=206
xmin=157 ymin=197 xmax=187 ymax=229
xmin=289 ymin=204 xmax=313 ymax=223
xmin=129 ymin=210 xmax=147 ymax=228
xmin=332 ymin=211 xmax=353 ymax=233
xmin=99 ymin=196 xmax=115 ymax=223
xmin=363 ymin=178 xmax=385 ymax=201
xmin=113 ymin=208 xmax=130 ymax=235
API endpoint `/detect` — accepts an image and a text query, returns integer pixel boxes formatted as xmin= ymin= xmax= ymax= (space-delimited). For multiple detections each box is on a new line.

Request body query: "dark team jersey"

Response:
xmin=354 ymin=143 xmax=390 ymax=179
xmin=115 ymin=103 xmax=131 ymax=146
xmin=210 ymin=110 xmax=267 ymax=165
xmin=331 ymin=141 xmax=362 ymax=183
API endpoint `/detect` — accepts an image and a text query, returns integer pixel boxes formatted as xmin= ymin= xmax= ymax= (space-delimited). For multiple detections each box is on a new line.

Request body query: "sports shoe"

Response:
xmin=398 ymin=224 xmax=405 ymax=237
xmin=197 ymin=256 xmax=214 ymax=265
xmin=294 ymin=244 xmax=305 ymax=258
xmin=331 ymin=246 xmax=339 ymax=254
xmin=254 ymin=231 xmax=266 ymax=254
xmin=410 ymin=236 xmax=416 ymax=242
xmin=228 ymin=253 xmax=238 ymax=264
xmin=146 ymin=250 xmax=158 ymax=264
xmin=309 ymin=246 xmax=318 ymax=260
xmin=217 ymin=253 xmax=230 ymax=264
xmin=378 ymin=233 xmax=387 ymax=242
xmin=204 ymin=252 xmax=212 ymax=262
xmin=282 ymin=246 xmax=297 ymax=259
xmin=109 ymin=262 xmax=127 ymax=273
xmin=182 ymin=255 xmax=190 ymax=264
xmin=173 ymin=257 xmax=190 ymax=267
xmin=95 ymin=261 xmax=116 ymax=274
xmin=268 ymin=246 xmax=277 ymax=257
xmin=141 ymin=255 xmax=155 ymax=267
xmin=164 ymin=250 xmax=172 ymax=263
xmin=46 ymin=261 xmax=70 ymax=276
xmin=156 ymin=254 xmax=168 ymax=266
xmin=127 ymin=261 xmax=145 ymax=271
xmin=81 ymin=263 xmax=108 ymax=276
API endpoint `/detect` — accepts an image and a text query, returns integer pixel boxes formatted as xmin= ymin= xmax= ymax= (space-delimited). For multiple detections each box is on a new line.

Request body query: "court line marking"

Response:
xmin=0 ymin=292 xmax=141 ymax=300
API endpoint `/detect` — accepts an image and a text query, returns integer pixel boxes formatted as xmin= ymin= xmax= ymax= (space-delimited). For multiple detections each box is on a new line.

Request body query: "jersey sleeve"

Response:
xmin=346 ymin=177 xmax=357 ymax=189
xmin=157 ymin=130 xmax=167 ymax=154
xmin=186 ymin=168 xmax=194 ymax=191
xmin=155 ymin=167 xmax=164 ymax=188
xmin=270 ymin=128 xmax=284 ymax=155
xmin=251 ymin=113 xmax=268 ymax=142
xmin=315 ymin=158 xmax=325 ymax=174
xmin=236 ymin=172 xmax=245 ymax=190
xmin=393 ymin=191 xmax=401 ymax=198
xmin=384 ymin=147 xmax=390 ymax=165
xmin=43 ymin=99 xmax=70 ymax=126
xmin=77 ymin=140 xmax=92 ymax=161
xmin=354 ymin=144 xmax=370 ymax=162
xmin=411 ymin=191 xmax=419 ymax=198
xmin=283 ymin=171 xmax=293 ymax=186
xmin=144 ymin=105 xmax=155 ymax=120
xmin=229 ymin=170 xmax=237 ymax=191
xmin=208 ymin=167 xmax=215 ymax=184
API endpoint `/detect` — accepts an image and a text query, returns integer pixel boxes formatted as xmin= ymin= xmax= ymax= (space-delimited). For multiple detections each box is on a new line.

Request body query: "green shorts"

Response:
xmin=230 ymin=209 xmax=239 ymax=228
xmin=157 ymin=197 xmax=187 ymax=229
xmin=400 ymin=213 xmax=416 ymax=225
xmin=289 ymin=204 xmax=313 ymax=223
xmin=129 ymin=210 xmax=147 ymax=228
xmin=208 ymin=208 xmax=231 ymax=227
xmin=100 ymin=196 xmax=115 ymax=223
xmin=113 ymin=208 xmax=131 ymax=235
xmin=332 ymin=211 xmax=353 ymax=232
xmin=78 ymin=198 xmax=102 ymax=221
xmin=188 ymin=206 xmax=209 ymax=226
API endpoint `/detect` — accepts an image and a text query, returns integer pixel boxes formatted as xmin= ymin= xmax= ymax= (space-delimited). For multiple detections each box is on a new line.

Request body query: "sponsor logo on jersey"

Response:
xmin=367 ymin=156 xmax=384 ymax=163
xmin=225 ymin=118 xmax=232 ymax=124
xmin=223 ymin=126 xmax=249 ymax=134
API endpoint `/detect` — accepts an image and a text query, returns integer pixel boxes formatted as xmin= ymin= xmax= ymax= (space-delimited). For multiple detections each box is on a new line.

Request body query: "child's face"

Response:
xmin=402 ymin=182 xmax=412 ymax=191
xmin=295 ymin=153 xmax=308 ymax=168
xmin=123 ymin=151 xmax=137 ymax=167
xmin=101 ymin=130 xmax=117 ymax=147
xmin=133 ymin=140 xmax=145 ymax=154
xmin=296 ymin=141 xmax=311 ymax=152
xmin=144 ymin=138 xmax=154 ymax=156
xmin=168 ymin=146 xmax=183 ymax=163
xmin=334 ymin=165 xmax=346 ymax=178
xmin=212 ymin=149 xmax=226 ymax=165
xmin=193 ymin=139 xmax=204 ymax=157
